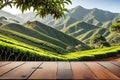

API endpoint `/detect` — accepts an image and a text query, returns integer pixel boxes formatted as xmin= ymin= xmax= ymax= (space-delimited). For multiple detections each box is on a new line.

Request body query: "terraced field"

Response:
xmin=0 ymin=34 xmax=120 ymax=61
xmin=0 ymin=21 xmax=120 ymax=61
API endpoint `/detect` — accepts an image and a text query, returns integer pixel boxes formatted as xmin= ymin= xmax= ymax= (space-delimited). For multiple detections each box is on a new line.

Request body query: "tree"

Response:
xmin=0 ymin=23 xmax=2 ymax=26
xmin=75 ymin=44 xmax=82 ymax=51
xmin=110 ymin=21 xmax=120 ymax=33
xmin=66 ymin=46 xmax=75 ymax=52
xmin=0 ymin=0 xmax=72 ymax=19
xmin=90 ymin=34 xmax=110 ymax=48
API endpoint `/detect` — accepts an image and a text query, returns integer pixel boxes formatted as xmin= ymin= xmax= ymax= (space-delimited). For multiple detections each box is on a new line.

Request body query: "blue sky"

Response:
xmin=68 ymin=0 xmax=120 ymax=13
xmin=2 ymin=0 xmax=120 ymax=14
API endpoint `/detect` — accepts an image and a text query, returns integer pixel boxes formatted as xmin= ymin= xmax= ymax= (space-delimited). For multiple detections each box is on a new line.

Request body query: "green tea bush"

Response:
xmin=0 ymin=41 xmax=65 ymax=61
xmin=94 ymin=54 xmax=107 ymax=59
xmin=106 ymin=52 xmax=117 ymax=57
xmin=78 ymin=56 xmax=95 ymax=61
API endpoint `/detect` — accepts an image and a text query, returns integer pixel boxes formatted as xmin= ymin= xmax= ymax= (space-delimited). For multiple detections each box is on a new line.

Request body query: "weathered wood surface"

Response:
xmin=0 ymin=62 xmax=120 ymax=80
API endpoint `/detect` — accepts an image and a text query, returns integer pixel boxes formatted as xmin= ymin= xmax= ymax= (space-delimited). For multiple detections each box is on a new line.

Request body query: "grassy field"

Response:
xmin=0 ymin=22 xmax=120 ymax=61
xmin=0 ymin=36 xmax=120 ymax=61
xmin=65 ymin=46 xmax=120 ymax=61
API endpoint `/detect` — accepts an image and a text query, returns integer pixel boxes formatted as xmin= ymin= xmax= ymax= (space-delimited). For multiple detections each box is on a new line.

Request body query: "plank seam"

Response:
xmin=84 ymin=62 xmax=97 ymax=79
xmin=27 ymin=62 xmax=44 ymax=79
xmin=111 ymin=62 xmax=120 ymax=67
xmin=98 ymin=62 xmax=120 ymax=79
xmin=69 ymin=61 xmax=73 ymax=80
xmin=0 ymin=62 xmax=25 ymax=77
xmin=0 ymin=62 xmax=11 ymax=67
xmin=56 ymin=61 xmax=58 ymax=80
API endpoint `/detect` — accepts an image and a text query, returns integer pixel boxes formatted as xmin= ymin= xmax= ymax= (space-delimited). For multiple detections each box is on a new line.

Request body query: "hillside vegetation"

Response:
xmin=0 ymin=6 xmax=120 ymax=61
xmin=0 ymin=21 xmax=92 ymax=61
xmin=0 ymin=35 xmax=120 ymax=61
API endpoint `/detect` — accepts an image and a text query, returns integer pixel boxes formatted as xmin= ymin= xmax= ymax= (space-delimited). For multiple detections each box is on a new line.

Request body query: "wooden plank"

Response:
xmin=0 ymin=62 xmax=24 ymax=77
xmin=86 ymin=62 xmax=119 ymax=79
xmin=29 ymin=62 xmax=57 ymax=79
xmin=57 ymin=62 xmax=73 ymax=79
xmin=112 ymin=62 xmax=120 ymax=67
xmin=0 ymin=62 xmax=11 ymax=67
xmin=99 ymin=62 xmax=120 ymax=78
xmin=0 ymin=62 xmax=42 ymax=79
xmin=71 ymin=62 xmax=96 ymax=80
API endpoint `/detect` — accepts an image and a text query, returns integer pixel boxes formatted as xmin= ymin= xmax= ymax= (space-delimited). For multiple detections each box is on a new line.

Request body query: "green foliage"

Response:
xmin=24 ymin=21 xmax=82 ymax=47
xmin=0 ymin=41 xmax=65 ymax=61
xmin=90 ymin=34 xmax=110 ymax=48
xmin=116 ymin=20 xmax=120 ymax=23
xmin=0 ymin=23 xmax=2 ymax=26
xmin=107 ymin=33 xmax=120 ymax=46
xmin=23 ymin=21 xmax=91 ymax=50
xmin=2 ymin=23 xmax=68 ymax=48
xmin=0 ymin=21 xmax=91 ymax=53
xmin=66 ymin=46 xmax=75 ymax=52
xmin=0 ymin=0 xmax=72 ymax=19
xmin=110 ymin=22 xmax=120 ymax=33
xmin=0 ymin=28 xmax=68 ymax=54
xmin=0 ymin=34 xmax=120 ymax=61
xmin=65 ymin=46 xmax=120 ymax=61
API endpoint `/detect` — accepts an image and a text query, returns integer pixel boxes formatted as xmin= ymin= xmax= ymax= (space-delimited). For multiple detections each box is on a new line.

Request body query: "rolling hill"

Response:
xmin=16 ymin=6 xmax=120 ymax=45
xmin=0 ymin=5 xmax=120 ymax=61
xmin=0 ymin=21 xmax=91 ymax=54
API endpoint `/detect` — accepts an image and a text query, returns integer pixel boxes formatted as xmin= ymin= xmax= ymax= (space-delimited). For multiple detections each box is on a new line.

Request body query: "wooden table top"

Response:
xmin=0 ymin=62 xmax=120 ymax=80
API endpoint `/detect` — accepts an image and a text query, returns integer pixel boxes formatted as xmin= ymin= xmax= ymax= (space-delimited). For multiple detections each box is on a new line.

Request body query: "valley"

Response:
xmin=0 ymin=6 xmax=120 ymax=61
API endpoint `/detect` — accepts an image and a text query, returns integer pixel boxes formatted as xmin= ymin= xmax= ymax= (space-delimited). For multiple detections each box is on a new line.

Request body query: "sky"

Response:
xmin=2 ymin=0 xmax=120 ymax=14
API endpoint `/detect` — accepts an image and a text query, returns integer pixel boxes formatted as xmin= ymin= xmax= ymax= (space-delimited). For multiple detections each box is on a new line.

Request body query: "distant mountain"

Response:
xmin=0 ymin=10 xmax=22 ymax=23
xmin=60 ymin=21 xmax=110 ymax=43
xmin=62 ymin=21 xmax=98 ymax=36
xmin=17 ymin=6 xmax=120 ymax=29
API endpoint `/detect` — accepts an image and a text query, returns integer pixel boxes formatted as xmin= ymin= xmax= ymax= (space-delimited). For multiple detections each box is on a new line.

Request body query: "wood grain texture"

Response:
xmin=99 ymin=62 xmax=120 ymax=78
xmin=71 ymin=62 xmax=96 ymax=80
xmin=0 ymin=62 xmax=11 ymax=67
xmin=85 ymin=62 xmax=119 ymax=79
xmin=0 ymin=62 xmax=24 ymax=77
xmin=0 ymin=62 xmax=120 ymax=80
xmin=57 ymin=62 xmax=73 ymax=79
xmin=29 ymin=62 xmax=57 ymax=79
xmin=112 ymin=62 xmax=120 ymax=67
xmin=0 ymin=62 xmax=42 ymax=79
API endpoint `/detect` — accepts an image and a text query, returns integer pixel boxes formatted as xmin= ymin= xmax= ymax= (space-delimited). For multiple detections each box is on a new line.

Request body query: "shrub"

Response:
xmin=110 ymin=22 xmax=120 ymax=33
xmin=94 ymin=54 xmax=107 ymax=59
xmin=0 ymin=23 xmax=2 ymax=26
xmin=90 ymin=34 xmax=110 ymax=48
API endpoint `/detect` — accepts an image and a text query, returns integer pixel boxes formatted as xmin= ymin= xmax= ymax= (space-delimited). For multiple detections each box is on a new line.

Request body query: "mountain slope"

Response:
xmin=17 ymin=6 xmax=120 ymax=29
xmin=23 ymin=21 xmax=88 ymax=48
xmin=0 ymin=10 xmax=22 ymax=23
xmin=60 ymin=20 xmax=111 ymax=44
xmin=0 ymin=21 xmax=91 ymax=53
xmin=62 ymin=21 xmax=98 ymax=36
xmin=107 ymin=33 xmax=120 ymax=45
